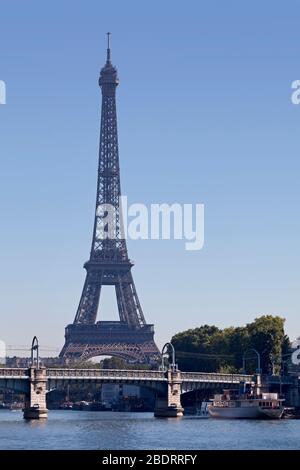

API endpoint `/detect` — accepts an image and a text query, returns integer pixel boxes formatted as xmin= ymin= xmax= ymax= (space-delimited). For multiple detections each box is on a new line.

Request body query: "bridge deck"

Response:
xmin=0 ymin=367 xmax=295 ymax=391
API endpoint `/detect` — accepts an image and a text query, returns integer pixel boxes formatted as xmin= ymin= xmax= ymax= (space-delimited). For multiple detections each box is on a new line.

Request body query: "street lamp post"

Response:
xmin=242 ymin=348 xmax=262 ymax=396
xmin=242 ymin=348 xmax=261 ymax=375
xmin=31 ymin=336 xmax=39 ymax=369
xmin=161 ymin=342 xmax=176 ymax=371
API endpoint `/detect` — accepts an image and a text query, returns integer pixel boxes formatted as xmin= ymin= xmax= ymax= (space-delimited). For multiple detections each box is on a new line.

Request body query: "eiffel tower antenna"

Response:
xmin=106 ymin=32 xmax=111 ymax=63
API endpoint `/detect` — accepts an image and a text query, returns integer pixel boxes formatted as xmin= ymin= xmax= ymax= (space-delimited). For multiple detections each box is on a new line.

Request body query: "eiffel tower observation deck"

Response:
xmin=60 ymin=34 xmax=160 ymax=364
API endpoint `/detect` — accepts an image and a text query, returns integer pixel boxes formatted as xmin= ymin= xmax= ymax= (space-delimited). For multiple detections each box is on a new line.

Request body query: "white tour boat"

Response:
xmin=208 ymin=387 xmax=284 ymax=419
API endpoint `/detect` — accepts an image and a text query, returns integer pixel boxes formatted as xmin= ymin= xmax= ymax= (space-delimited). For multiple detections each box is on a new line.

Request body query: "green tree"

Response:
xmin=172 ymin=325 xmax=223 ymax=372
xmin=171 ymin=315 xmax=289 ymax=374
xmin=100 ymin=357 xmax=150 ymax=370
xmin=246 ymin=315 xmax=288 ymax=374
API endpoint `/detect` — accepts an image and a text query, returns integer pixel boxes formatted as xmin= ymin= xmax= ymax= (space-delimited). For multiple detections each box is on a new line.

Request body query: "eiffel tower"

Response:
xmin=60 ymin=34 xmax=160 ymax=364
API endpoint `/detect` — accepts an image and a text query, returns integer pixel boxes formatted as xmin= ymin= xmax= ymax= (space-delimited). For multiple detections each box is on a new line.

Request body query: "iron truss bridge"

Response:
xmin=0 ymin=367 xmax=262 ymax=394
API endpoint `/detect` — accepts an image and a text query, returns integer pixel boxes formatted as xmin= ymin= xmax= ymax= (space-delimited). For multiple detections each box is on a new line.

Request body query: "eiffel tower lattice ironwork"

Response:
xmin=60 ymin=34 xmax=160 ymax=364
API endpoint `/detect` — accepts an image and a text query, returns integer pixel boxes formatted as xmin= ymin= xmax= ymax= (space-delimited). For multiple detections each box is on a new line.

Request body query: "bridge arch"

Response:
xmin=78 ymin=346 xmax=150 ymax=363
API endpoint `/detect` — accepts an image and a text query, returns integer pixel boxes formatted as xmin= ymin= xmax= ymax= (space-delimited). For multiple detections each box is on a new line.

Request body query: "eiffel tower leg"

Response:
xmin=74 ymin=270 xmax=103 ymax=324
xmin=62 ymin=339 xmax=160 ymax=364
xmin=116 ymin=272 xmax=146 ymax=327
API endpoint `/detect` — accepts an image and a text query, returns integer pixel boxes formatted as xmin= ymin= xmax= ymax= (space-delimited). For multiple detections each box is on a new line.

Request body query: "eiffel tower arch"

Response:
xmin=60 ymin=34 xmax=160 ymax=364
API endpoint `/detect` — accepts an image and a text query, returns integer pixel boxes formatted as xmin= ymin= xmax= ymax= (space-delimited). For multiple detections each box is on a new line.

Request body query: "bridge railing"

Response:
xmin=46 ymin=368 xmax=166 ymax=380
xmin=181 ymin=372 xmax=253 ymax=383
xmin=46 ymin=369 xmax=253 ymax=383
xmin=0 ymin=368 xmax=28 ymax=378
xmin=0 ymin=368 xmax=293 ymax=386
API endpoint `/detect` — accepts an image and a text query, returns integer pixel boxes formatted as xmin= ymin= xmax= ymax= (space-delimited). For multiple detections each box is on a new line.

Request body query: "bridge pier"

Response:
xmin=23 ymin=367 xmax=48 ymax=420
xmin=154 ymin=368 xmax=184 ymax=418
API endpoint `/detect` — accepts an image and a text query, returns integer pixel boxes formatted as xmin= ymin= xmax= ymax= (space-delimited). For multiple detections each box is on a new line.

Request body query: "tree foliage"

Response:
xmin=171 ymin=315 xmax=290 ymax=374
xmin=100 ymin=357 xmax=150 ymax=370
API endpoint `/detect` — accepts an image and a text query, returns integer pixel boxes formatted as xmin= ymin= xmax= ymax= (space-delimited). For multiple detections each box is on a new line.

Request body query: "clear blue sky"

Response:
xmin=1 ymin=1 xmax=300 ymax=355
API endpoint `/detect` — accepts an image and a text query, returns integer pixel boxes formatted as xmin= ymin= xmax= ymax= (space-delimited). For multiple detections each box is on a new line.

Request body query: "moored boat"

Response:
xmin=208 ymin=388 xmax=284 ymax=419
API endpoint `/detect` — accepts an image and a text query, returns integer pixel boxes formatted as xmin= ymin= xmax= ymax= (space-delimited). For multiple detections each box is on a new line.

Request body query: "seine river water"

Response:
xmin=0 ymin=410 xmax=299 ymax=450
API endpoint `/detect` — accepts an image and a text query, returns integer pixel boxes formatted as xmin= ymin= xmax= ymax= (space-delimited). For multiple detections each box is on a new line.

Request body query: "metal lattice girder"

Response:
xmin=61 ymin=341 xmax=160 ymax=364
xmin=61 ymin=321 xmax=160 ymax=364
